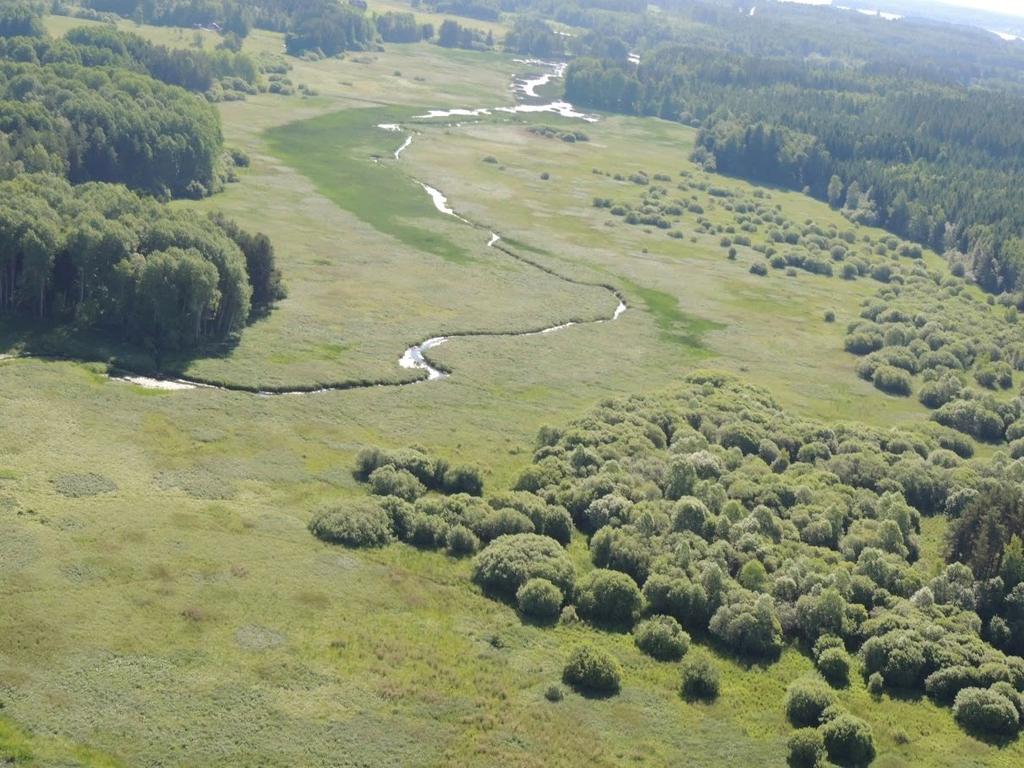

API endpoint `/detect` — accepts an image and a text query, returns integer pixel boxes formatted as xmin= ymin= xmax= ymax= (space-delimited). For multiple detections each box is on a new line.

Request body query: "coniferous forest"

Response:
xmin=563 ymin=1 xmax=1024 ymax=293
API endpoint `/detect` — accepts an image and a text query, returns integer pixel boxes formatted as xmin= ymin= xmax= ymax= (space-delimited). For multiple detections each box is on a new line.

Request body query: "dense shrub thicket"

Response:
xmin=318 ymin=373 xmax=1024 ymax=737
xmin=355 ymin=446 xmax=484 ymax=497
xmin=0 ymin=2 xmax=44 ymax=38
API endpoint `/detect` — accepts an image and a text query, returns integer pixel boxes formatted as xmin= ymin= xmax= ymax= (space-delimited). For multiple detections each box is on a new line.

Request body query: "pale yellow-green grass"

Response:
xmin=2 ymin=20 xmax=1018 ymax=768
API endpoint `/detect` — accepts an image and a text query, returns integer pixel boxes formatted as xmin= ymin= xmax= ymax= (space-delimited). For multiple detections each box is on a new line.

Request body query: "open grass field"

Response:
xmin=0 ymin=11 xmax=1019 ymax=767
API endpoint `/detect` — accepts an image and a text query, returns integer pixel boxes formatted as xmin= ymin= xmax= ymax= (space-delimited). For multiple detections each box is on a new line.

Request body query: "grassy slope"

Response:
xmin=1 ymin=12 xmax=1019 ymax=767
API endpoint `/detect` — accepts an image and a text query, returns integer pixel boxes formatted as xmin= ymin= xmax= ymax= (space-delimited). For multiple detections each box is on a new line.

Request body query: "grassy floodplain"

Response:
xmin=0 ymin=10 xmax=1019 ymax=767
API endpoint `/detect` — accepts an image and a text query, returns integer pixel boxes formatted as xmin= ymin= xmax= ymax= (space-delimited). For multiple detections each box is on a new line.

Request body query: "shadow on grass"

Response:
xmin=958 ymin=726 xmax=1020 ymax=749
xmin=517 ymin=613 xmax=560 ymax=629
xmin=565 ymin=681 xmax=621 ymax=700
xmin=0 ymin=316 xmax=243 ymax=378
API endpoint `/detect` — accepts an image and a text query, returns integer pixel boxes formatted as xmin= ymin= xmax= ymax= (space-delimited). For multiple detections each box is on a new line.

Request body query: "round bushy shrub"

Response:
xmin=642 ymin=573 xmax=709 ymax=628
xmin=817 ymin=648 xmax=851 ymax=686
xmin=785 ymin=677 xmax=837 ymax=727
xmin=787 ymin=728 xmax=825 ymax=768
xmin=925 ymin=667 xmax=978 ymax=704
xmin=821 ymin=713 xmax=875 ymax=766
xmin=308 ymin=501 xmax=393 ymax=547
xmin=708 ymin=594 xmax=783 ymax=658
xmin=867 ymin=671 xmax=884 ymax=696
xmin=738 ymin=559 xmax=768 ymax=592
xmin=377 ymin=495 xmax=414 ymax=539
xmin=442 ymin=464 xmax=484 ymax=495
xmin=575 ymin=569 xmax=643 ymax=626
xmin=407 ymin=513 xmax=449 ymax=549
xmin=750 ymin=262 xmax=768 ymax=276
xmin=872 ymin=365 xmax=912 ymax=396
xmin=471 ymin=534 xmax=575 ymax=599
xmin=672 ymin=496 xmax=710 ymax=534
xmin=680 ymin=654 xmax=720 ymax=701
xmin=589 ymin=527 xmax=652 ymax=584
xmin=812 ymin=634 xmax=844 ymax=659
xmin=664 ymin=457 xmax=697 ymax=500
xmin=718 ymin=422 xmax=761 ymax=454
xmin=368 ymin=465 xmax=425 ymax=501
xmin=516 ymin=578 xmax=563 ymax=620
xmin=824 ymin=310 xmax=836 ymax=323
xmin=480 ymin=508 xmax=535 ymax=540
xmin=952 ymin=687 xmax=1021 ymax=736
xmin=845 ymin=332 xmax=883 ymax=355
xmin=860 ymin=630 xmax=927 ymax=688
xmin=634 ymin=615 xmax=690 ymax=661
xmin=990 ymin=682 xmax=1024 ymax=721
xmin=562 ymin=644 xmax=622 ymax=695
xmin=446 ymin=524 xmax=480 ymax=556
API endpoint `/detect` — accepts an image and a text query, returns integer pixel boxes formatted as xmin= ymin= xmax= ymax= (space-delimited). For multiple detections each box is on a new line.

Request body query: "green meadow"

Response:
xmin=0 ymin=12 xmax=1019 ymax=767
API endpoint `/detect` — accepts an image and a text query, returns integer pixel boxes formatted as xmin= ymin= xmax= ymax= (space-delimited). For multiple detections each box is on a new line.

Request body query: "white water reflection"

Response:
xmin=413 ymin=60 xmax=598 ymax=123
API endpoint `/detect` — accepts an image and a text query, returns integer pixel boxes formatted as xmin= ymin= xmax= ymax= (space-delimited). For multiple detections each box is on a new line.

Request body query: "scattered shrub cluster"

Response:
xmin=529 ymin=125 xmax=589 ymax=143
xmin=502 ymin=372 xmax=1024 ymax=726
xmin=355 ymin=446 xmax=484 ymax=497
xmin=317 ymin=374 xmax=1024 ymax=731
xmin=844 ymin=272 xmax=1024 ymax=444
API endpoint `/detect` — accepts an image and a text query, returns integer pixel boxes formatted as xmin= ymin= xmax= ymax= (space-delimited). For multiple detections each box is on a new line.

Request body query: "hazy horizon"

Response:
xmin=941 ymin=0 xmax=1024 ymax=19
xmin=777 ymin=0 xmax=1024 ymax=20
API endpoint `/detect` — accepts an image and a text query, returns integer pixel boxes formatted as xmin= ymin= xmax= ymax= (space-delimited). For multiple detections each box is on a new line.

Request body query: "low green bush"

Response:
xmin=816 ymin=647 xmax=850 ymax=686
xmin=368 ymin=465 xmax=425 ymax=501
xmin=516 ymin=578 xmax=563 ymax=620
xmin=575 ymin=569 xmax=643 ymax=627
xmin=679 ymin=654 xmax=720 ymax=701
xmin=446 ymin=524 xmax=480 ymax=556
xmin=633 ymin=615 xmax=690 ymax=661
xmin=872 ymin=365 xmax=912 ymax=396
xmin=562 ymin=644 xmax=622 ymax=695
xmin=308 ymin=501 xmax=393 ymax=547
xmin=787 ymin=728 xmax=825 ymax=768
xmin=471 ymin=534 xmax=575 ymax=598
xmin=820 ymin=712 xmax=875 ymax=766
xmin=952 ymin=687 xmax=1021 ymax=736
xmin=785 ymin=677 xmax=837 ymax=727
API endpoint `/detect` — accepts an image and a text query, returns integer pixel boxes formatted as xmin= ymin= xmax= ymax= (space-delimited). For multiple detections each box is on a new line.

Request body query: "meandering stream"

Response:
xmin=413 ymin=60 xmax=598 ymax=123
xmin=6 ymin=62 xmax=625 ymax=395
